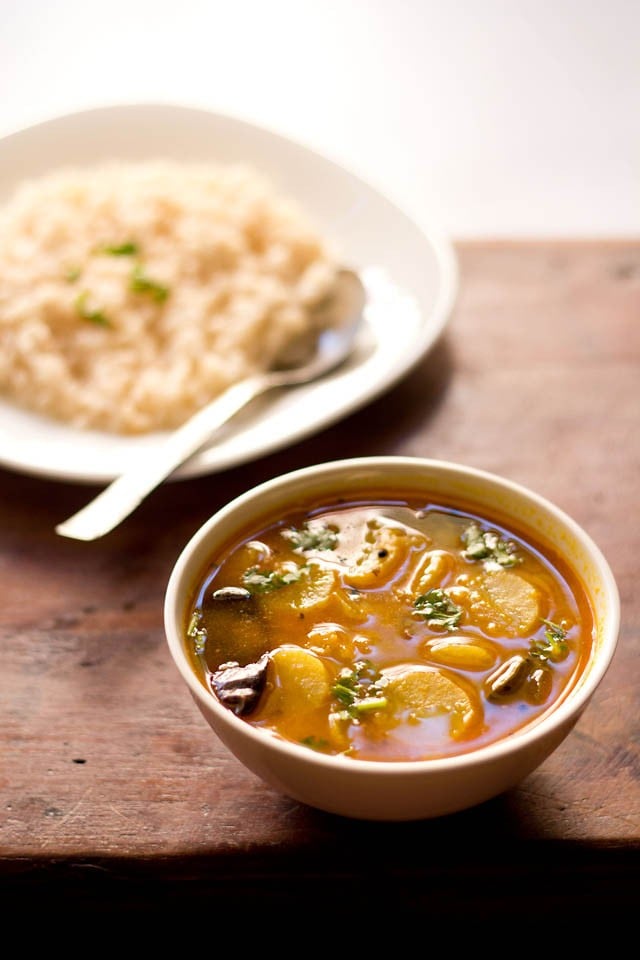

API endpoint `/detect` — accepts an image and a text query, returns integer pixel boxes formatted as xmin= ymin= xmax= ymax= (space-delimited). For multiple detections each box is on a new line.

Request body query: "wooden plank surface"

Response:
xmin=1 ymin=241 xmax=638 ymax=919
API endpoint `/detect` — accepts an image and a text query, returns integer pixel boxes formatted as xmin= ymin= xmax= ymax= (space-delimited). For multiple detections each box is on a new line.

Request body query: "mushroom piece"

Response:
xmin=485 ymin=654 xmax=531 ymax=701
xmin=211 ymin=586 xmax=253 ymax=602
xmin=209 ymin=654 xmax=269 ymax=716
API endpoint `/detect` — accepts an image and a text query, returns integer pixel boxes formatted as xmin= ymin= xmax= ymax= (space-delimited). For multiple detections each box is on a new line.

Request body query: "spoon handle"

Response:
xmin=55 ymin=374 xmax=269 ymax=541
xmin=55 ymin=268 xmax=367 ymax=542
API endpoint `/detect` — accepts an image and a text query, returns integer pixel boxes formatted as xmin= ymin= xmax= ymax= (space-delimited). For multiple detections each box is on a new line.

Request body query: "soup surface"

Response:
xmin=184 ymin=493 xmax=594 ymax=761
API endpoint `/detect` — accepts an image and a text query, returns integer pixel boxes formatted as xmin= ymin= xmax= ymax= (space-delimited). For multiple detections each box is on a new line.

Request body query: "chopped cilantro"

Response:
xmin=413 ymin=588 xmax=462 ymax=631
xmin=531 ymin=619 xmax=569 ymax=662
xmin=461 ymin=522 xmax=520 ymax=568
xmin=300 ymin=735 xmax=331 ymax=751
xmin=130 ymin=264 xmax=170 ymax=302
xmin=97 ymin=241 xmax=139 ymax=256
xmin=75 ymin=291 xmax=111 ymax=327
xmin=282 ymin=522 xmax=338 ymax=552
xmin=242 ymin=566 xmax=302 ymax=594
xmin=330 ymin=661 xmax=388 ymax=720
xmin=187 ymin=610 xmax=207 ymax=656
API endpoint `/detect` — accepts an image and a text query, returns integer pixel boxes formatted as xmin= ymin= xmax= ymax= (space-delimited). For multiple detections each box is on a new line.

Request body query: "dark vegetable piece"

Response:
xmin=210 ymin=655 xmax=269 ymax=717
xmin=487 ymin=625 xmax=566 ymax=705
xmin=525 ymin=664 xmax=553 ymax=705
xmin=485 ymin=654 xmax=531 ymax=701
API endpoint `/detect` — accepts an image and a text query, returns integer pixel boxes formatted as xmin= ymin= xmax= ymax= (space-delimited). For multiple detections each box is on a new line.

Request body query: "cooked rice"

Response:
xmin=0 ymin=161 xmax=339 ymax=433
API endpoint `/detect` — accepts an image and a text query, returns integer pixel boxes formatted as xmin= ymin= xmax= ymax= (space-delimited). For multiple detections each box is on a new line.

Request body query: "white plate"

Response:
xmin=0 ymin=103 xmax=458 ymax=484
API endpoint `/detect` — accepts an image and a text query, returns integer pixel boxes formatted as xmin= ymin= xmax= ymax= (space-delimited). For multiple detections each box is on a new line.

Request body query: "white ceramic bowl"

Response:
xmin=163 ymin=457 xmax=620 ymax=821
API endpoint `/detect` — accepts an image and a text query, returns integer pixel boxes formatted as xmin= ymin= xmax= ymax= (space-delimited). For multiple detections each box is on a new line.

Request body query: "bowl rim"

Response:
xmin=164 ymin=455 xmax=620 ymax=776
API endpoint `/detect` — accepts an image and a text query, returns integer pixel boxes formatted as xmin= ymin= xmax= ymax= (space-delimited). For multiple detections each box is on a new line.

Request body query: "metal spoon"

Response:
xmin=55 ymin=268 xmax=366 ymax=541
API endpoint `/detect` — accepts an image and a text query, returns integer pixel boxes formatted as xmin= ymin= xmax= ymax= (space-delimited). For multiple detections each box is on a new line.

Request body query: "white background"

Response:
xmin=1 ymin=0 xmax=638 ymax=238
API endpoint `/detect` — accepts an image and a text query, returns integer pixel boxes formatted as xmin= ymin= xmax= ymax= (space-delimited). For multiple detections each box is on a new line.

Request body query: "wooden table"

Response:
xmin=2 ymin=242 xmax=638 ymax=926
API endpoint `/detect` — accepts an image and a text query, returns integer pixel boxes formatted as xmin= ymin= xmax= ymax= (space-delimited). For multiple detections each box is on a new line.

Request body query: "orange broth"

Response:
xmin=184 ymin=492 xmax=594 ymax=762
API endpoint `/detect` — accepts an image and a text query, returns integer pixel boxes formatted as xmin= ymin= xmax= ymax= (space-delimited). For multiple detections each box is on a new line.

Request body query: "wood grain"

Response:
xmin=1 ymin=241 xmax=638 ymax=922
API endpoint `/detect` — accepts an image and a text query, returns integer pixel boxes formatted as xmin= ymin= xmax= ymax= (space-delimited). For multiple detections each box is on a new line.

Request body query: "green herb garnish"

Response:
xmin=187 ymin=610 xmax=207 ymax=656
xmin=413 ymin=588 xmax=462 ymax=631
xmin=300 ymin=735 xmax=331 ymax=751
xmin=65 ymin=266 xmax=82 ymax=283
xmin=282 ymin=522 xmax=338 ymax=552
xmin=331 ymin=661 xmax=388 ymax=720
xmin=75 ymin=291 xmax=111 ymax=327
xmin=531 ymin=619 xmax=569 ymax=662
xmin=97 ymin=241 xmax=139 ymax=256
xmin=461 ymin=522 xmax=520 ymax=568
xmin=130 ymin=264 xmax=169 ymax=302
xmin=242 ymin=566 xmax=302 ymax=594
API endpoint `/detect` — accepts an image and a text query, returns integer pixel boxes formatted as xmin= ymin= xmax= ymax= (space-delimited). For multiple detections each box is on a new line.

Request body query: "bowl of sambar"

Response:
xmin=163 ymin=456 xmax=619 ymax=820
